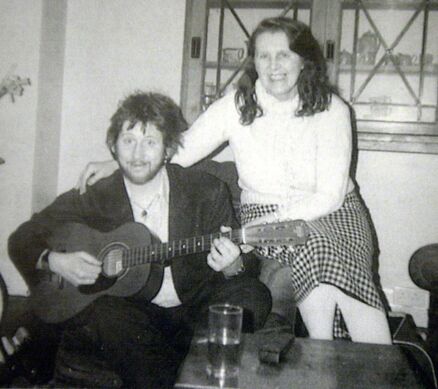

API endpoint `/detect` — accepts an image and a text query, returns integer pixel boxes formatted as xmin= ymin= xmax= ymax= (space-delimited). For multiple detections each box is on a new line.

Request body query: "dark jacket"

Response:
xmin=8 ymin=164 xmax=258 ymax=304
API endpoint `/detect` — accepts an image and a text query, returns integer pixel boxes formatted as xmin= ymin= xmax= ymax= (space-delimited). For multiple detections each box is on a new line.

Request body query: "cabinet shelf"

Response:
xmin=339 ymin=63 xmax=438 ymax=75
xmin=358 ymin=132 xmax=438 ymax=154
xmin=341 ymin=0 xmax=438 ymax=11
xmin=207 ymin=0 xmax=311 ymax=9
xmin=205 ymin=61 xmax=244 ymax=70
xmin=206 ymin=0 xmax=438 ymax=11
xmin=207 ymin=62 xmax=438 ymax=74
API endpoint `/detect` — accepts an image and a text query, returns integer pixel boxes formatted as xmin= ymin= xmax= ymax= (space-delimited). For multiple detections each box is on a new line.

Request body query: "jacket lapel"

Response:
xmin=107 ymin=170 xmax=135 ymax=224
xmin=109 ymin=165 xmax=198 ymax=244
xmin=167 ymin=164 xmax=195 ymax=241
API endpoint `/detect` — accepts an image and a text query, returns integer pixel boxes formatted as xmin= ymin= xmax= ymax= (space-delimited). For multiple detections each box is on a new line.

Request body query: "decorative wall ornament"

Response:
xmin=0 ymin=66 xmax=31 ymax=165
xmin=0 ymin=66 xmax=31 ymax=103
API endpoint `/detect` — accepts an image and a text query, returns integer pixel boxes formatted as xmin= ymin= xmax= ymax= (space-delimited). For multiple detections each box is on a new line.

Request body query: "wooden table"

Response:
xmin=175 ymin=334 xmax=426 ymax=389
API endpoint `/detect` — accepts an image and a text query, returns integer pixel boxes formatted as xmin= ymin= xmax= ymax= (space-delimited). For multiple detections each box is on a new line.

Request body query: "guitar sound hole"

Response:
xmin=79 ymin=244 xmax=127 ymax=295
xmin=102 ymin=247 xmax=126 ymax=278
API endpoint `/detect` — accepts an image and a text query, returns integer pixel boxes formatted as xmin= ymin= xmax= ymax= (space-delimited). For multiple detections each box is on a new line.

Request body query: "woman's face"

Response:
xmin=254 ymin=30 xmax=304 ymax=101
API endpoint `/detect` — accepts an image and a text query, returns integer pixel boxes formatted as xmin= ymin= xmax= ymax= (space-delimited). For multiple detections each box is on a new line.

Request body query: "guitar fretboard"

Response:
xmin=121 ymin=229 xmax=244 ymax=268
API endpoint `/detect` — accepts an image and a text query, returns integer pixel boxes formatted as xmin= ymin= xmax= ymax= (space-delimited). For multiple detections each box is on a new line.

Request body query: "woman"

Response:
xmin=77 ymin=17 xmax=391 ymax=344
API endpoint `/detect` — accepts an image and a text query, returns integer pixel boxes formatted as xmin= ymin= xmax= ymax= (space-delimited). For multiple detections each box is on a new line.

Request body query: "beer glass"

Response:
xmin=206 ymin=304 xmax=243 ymax=380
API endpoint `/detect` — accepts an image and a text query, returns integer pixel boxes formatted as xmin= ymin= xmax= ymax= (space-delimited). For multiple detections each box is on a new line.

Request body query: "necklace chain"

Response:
xmin=130 ymin=194 xmax=160 ymax=218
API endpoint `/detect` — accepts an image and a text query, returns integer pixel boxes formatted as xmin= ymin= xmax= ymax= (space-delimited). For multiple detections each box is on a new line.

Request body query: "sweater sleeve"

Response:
xmin=172 ymin=93 xmax=237 ymax=167
xmin=279 ymin=97 xmax=353 ymax=221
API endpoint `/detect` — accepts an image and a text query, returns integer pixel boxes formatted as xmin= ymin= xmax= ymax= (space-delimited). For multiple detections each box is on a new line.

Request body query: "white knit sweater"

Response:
xmin=173 ymin=81 xmax=355 ymax=221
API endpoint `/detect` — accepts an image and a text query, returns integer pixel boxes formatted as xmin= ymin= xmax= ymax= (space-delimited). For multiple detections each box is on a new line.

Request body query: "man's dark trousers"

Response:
xmin=60 ymin=274 xmax=271 ymax=388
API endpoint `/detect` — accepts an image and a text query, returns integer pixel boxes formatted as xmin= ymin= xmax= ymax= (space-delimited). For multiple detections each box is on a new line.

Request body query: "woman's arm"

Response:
xmin=279 ymin=97 xmax=353 ymax=221
xmin=76 ymin=159 xmax=118 ymax=194
xmin=171 ymin=93 xmax=238 ymax=166
xmin=76 ymin=93 xmax=237 ymax=193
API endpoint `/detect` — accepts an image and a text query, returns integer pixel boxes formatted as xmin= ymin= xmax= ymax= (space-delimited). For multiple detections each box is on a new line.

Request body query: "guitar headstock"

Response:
xmin=0 ymin=75 xmax=31 ymax=103
xmin=244 ymin=220 xmax=309 ymax=247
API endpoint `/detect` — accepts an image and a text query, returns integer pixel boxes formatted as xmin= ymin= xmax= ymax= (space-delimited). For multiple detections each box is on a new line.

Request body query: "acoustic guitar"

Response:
xmin=31 ymin=220 xmax=309 ymax=323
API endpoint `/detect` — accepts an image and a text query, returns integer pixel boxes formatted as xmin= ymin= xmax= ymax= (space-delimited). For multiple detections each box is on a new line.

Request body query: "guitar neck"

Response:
xmin=122 ymin=229 xmax=244 ymax=269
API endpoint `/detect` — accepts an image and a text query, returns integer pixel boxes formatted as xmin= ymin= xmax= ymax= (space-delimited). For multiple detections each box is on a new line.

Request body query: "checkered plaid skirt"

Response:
xmin=240 ymin=191 xmax=385 ymax=339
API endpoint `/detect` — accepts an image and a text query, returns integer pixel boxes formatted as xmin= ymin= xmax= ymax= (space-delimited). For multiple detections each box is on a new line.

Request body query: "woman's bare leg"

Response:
xmin=335 ymin=288 xmax=392 ymax=344
xmin=299 ymin=283 xmax=392 ymax=344
xmin=298 ymin=284 xmax=337 ymax=340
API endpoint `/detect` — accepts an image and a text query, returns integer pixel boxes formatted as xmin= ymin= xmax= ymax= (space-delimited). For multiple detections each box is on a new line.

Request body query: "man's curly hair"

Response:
xmin=106 ymin=91 xmax=187 ymax=159
xmin=235 ymin=16 xmax=336 ymax=125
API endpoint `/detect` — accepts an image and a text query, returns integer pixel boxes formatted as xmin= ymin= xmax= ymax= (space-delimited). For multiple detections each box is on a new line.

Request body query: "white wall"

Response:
xmin=58 ymin=0 xmax=186 ymax=193
xmin=0 ymin=0 xmax=43 ymax=295
xmin=1 ymin=0 xmax=186 ymax=295
xmin=357 ymin=151 xmax=438 ymax=325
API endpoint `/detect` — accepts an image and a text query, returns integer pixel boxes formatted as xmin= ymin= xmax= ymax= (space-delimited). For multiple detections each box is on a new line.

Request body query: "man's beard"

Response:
xmin=119 ymin=159 xmax=165 ymax=185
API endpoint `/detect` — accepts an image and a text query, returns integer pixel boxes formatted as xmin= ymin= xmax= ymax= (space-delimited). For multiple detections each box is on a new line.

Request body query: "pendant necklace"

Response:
xmin=131 ymin=194 xmax=159 ymax=218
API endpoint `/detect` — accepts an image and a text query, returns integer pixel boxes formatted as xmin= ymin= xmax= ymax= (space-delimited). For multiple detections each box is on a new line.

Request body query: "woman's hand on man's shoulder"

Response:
xmin=76 ymin=160 xmax=117 ymax=194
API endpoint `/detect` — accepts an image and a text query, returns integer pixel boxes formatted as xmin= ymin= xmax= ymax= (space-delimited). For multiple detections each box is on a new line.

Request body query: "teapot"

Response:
xmin=357 ymin=31 xmax=381 ymax=65
xmin=339 ymin=49 xmax=352 ymax=65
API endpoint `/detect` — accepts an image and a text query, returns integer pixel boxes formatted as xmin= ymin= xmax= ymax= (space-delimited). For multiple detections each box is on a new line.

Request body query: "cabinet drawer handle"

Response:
xmin=191 ymin=37 xmax=201 ymax=59
xmin=326 ymin=40 xmax=335 ymax=61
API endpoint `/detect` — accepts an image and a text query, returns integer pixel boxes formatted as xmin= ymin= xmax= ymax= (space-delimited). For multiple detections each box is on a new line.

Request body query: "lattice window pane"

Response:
xmin=338 ymin=0 xmax=438 ymax=130
xmin=203 ymin=0 xmax=311 ymax=110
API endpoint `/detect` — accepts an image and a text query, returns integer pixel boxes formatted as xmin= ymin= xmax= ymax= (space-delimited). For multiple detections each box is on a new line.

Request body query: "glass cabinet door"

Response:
xmin=181 ymin=0 xmax=438 ymax=152
xmin=336 ymin=0 xmax=438 ymax=143
xmin=181 ymin=0 xmax=312 ymax=124
xmin=203 ymin=0 xmax=311 ymax=111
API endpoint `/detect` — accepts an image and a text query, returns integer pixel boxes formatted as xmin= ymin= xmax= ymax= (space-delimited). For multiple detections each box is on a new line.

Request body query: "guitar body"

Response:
xmin=31 ymin=222 xmax=160 ymax=323
xmin=29 ymin=219 xmax=309 ymax=324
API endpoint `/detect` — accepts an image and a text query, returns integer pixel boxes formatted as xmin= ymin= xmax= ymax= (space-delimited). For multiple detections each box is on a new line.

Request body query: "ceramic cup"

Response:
xmin=222 ymin=48 xmax=244 ymax=64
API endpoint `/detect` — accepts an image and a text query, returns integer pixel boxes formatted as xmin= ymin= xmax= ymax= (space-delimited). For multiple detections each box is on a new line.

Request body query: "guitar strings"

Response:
xmin=122 ymin=230 xmax=242 ymax=266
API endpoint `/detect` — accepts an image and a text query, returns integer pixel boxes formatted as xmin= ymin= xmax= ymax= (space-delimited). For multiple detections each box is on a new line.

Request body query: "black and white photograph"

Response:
xmin=1 ymin=1 xmax=438 ymax=387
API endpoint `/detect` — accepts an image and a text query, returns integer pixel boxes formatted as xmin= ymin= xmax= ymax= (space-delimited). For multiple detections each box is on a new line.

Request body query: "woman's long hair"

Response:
xmin=235 ymin=17 xmax=335 ymax=125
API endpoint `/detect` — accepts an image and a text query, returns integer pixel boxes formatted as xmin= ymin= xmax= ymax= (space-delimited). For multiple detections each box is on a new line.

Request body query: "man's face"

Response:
xmin=114 ymin=121 xmax=166 ymax=185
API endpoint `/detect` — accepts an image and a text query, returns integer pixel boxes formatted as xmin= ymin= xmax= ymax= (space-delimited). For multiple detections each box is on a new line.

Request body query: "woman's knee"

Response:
xmin=302 ymin=283 xmax=339 ymax=305
xmin=297 ymin=284 xmax=340 ymax=340
xmin=335 ymin=295 xmax=391 ymax=344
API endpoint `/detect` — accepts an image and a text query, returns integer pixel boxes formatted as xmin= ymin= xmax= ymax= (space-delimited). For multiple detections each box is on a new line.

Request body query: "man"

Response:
xmin=8 ymin=92 xmax=271 ymax=388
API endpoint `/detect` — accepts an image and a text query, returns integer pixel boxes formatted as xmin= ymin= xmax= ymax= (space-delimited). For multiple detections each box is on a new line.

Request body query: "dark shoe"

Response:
xmin=256 ymin=313 xmax=295 ymax=364
xmin=0 ymin=326 xmax=57 ymax=386
xmin=0 ymin=327 xmax=31 ymax=385
xmin=258 ymin=312 xmax=294 ymax=334
xmin=257 ymin=331 xmax=295 ymax=364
